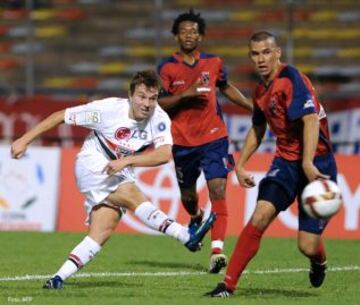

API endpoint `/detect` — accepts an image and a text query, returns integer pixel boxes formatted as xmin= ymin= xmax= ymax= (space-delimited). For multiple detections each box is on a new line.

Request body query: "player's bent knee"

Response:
xmin=208 ymin=179 xmax=226 ymax=200
xmin=298 ymin=244 xmax=318 ymax=257
xmin=208 ymin=184 xmax=226 ymax=200
xmin=209 ymin=190 xmax=225 ymax=201
xmin=250 ymin=214 xmax=270 ymax=230
xmin=250 ymin=202 xmax=277 ymax=230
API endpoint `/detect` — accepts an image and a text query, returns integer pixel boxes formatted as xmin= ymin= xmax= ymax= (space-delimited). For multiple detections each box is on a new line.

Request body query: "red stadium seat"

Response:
xmin=0 ymin=59 xmax=19 ymax=69
xmin=2 ymin=8 xmax=28 ymax=20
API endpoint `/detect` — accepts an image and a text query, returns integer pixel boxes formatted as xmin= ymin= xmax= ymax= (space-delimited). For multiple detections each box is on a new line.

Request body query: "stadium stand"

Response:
xmin=0 ymin=0 xmax=359 ymax=100
xmin=0 ymin=0 xmax=359 ymax=153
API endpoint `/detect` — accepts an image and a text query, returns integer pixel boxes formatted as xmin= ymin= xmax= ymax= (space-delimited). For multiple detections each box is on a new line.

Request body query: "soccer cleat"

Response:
xmin=185 ymin=212 xmax=216 ymax=252
xmin=208 ymin=253 xmax=228 ymax=274
xmin=188 ymin=209 xmax=204 ymax=234
xmin=309 ymin=260 xmax=327 ymax=288
xmin=43 ymin=275 xmax=64 ymax=289
xmin=205 ymin=282 xmax=233 ymax=298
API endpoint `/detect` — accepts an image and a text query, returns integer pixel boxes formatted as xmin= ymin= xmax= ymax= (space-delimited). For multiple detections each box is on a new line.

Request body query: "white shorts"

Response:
xmin=75 ymin=152 xmax=135 ymax=224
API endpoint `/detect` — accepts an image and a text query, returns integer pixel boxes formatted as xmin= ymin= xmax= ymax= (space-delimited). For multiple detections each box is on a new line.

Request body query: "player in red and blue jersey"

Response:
xmin=157 ymin=10 xmax=252 ymax=273
xmin=206 ymin=31 xmax=337 ymax=297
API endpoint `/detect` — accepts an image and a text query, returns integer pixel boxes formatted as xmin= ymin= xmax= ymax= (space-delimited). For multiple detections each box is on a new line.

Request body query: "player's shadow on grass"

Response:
xmin=126 ymin=259 xmax=205 ymax=271
xmin=239 ymin=287 xmax=317 ymax=298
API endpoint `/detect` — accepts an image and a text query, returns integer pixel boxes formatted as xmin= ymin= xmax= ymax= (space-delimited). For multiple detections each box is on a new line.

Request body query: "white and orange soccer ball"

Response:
xmin=301 ymin=179 xmax=342 ymax=219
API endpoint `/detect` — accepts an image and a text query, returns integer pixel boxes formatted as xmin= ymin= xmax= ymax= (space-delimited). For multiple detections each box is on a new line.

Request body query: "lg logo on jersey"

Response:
xmin=131 ymin=130 xmax=148 ymax=140
xmin=115 ymin=128 xmax=148 ymax=140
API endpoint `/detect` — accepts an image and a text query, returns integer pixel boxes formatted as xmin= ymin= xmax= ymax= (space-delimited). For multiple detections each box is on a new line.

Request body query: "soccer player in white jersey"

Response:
xmin=11 ymin=70 xmax=215 ymax=289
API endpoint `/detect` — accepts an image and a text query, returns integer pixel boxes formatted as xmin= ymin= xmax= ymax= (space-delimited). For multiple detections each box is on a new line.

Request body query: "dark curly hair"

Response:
xmin=171 ymin=9 xmax=206 ymax=36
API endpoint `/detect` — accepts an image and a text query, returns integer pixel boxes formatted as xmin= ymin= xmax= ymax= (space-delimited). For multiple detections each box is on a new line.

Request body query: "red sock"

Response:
xmin=224 ymin=223 xmax=264 ymax=290
xmin=310 ymin=240 xmax=327 ymax=264
xmin=211 ymin=199 xmax=227 ymax=253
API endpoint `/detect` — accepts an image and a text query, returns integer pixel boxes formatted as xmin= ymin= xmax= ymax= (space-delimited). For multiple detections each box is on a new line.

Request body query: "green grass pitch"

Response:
xmin=0 ymin=232 xmax=358 ymax=305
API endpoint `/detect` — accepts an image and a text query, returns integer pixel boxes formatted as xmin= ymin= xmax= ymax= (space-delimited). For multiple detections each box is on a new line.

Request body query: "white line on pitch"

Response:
xmin=0 ymin=265 xmax=359 ymax=282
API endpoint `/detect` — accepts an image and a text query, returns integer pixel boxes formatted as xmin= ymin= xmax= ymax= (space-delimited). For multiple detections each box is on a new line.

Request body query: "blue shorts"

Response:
xmin=258 ymin=153 xmax=337 ymax=234
xmin=172 ymin=137 xmax=234 ymax=188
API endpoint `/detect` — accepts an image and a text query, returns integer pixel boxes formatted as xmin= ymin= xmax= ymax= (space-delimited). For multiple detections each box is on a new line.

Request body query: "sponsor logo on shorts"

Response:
xmin=267 ymin=168 xmax=280 ymax=177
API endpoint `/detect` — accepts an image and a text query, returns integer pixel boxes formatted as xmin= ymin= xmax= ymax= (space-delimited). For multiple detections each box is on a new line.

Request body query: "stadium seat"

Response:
xmin=0 ymin=0 xmax=358 ymax=101
xmin=34 ymin=25 xmax=68 ymax=38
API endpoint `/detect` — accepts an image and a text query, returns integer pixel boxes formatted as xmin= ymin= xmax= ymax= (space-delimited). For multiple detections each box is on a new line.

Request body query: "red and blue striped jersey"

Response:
xmin=158 ymin=51 xmax=229 ymax=146
xmin=252 ymin=64 xmax=331 ymax=160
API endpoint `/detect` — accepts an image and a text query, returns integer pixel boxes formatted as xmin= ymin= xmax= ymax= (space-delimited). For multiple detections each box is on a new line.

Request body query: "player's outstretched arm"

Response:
xmin=104 ymin=144 xmax=172 ymax=175
xmin=302 ymin=113 xmax=330 ymax=182
xmin=235 ymin=123 xmax=266 ymax=187
xmin=220 ymin=82 xmax=253 ymax=112
xmin=11 ymin=110 xmax=65 ymax=159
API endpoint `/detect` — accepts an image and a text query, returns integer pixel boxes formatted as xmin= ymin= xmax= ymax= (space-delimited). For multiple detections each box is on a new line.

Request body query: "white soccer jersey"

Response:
xmin=63 ymin=97 xmax=173 ymax=221
xmin=64 ymin=97 xmax=173 ymax=158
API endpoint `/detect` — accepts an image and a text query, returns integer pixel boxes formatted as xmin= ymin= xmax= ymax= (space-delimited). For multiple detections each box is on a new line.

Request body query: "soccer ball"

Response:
xmin=301 ymin=180 xmax=342 ymax=219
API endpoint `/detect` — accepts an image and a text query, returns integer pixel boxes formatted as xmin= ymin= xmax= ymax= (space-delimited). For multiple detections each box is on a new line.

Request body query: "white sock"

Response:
xmin=165 ymin=222 xmax=190 ymax=244
xmin=134 ymin=201 xmax=190 ymax=244
xmin=56 ymin=236 xmax=101 ymax=280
